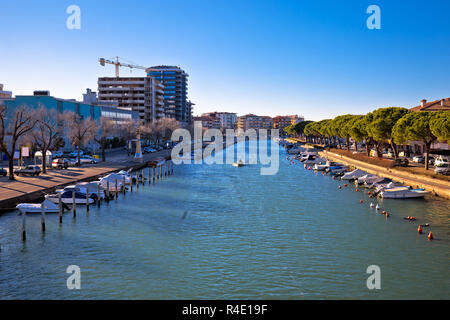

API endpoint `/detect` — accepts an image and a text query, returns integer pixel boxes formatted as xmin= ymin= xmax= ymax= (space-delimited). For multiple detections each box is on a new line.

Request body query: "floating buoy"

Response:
xmin=355 ymin=189 xmax=359 ymax=192
xmin=332 ymin=176 xmax=336 ymax=180
xmin=360 ymin=200 xmax=363 ymax=203
xmin=417 ymin=225 xmax=423 ymax=234
xmin=370 ymin=202 xmax=375 ymax=208
xmin=386 ymin=212 xmax=390 ymax=218
xmin=344 ymin=184 xmax=348 ymax=187
xmin=338 ymin=186 xmax=342 ymax=189
xmin=428 ymin=231 xmax=434 ymax=240
xmin=369 ymin=195 xmax=373 ymax=198
xmin=368 ymin=191 xmax=372 ymax=196
xmin=382 ymin=210 xmax=386 ymax=215
xmin=304 ymin=164 xmax=307 ymax=169
xmin=375 ymin=204 xmax=380 ymax=210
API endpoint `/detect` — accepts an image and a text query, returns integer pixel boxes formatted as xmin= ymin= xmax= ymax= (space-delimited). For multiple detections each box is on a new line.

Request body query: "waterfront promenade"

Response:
xmin=0 ymin=149 xmax=171 ymax=209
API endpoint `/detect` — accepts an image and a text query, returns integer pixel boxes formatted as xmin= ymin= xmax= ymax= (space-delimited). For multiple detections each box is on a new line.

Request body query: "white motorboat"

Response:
xmin=326 ymin=165 xmax=349 ymax=176
xmin=45 ymin=190 xmax=95 ymax=205
xmin=341 ymin=169 xmax=368 ymax=181
xmin=379 ymin=187 xmax=430 ymax=199
xmin=299 ymin=152 xmax=318 ymax=162
xmin=17 ymin=199 xmax=60 ymax=214
xmin=374 ymin=181 xmax=405 ymax=194
xmin=303 ymin=155 xmax=325 ymax=164
xmin=356 ymin=174 xmax=380 ymax=186
xmin=100 ymin=173 xmax=127 ymax=191
xmin=366 ymin=177 xmax=392 ymax=189
xmin=76 ymin=181 xmax=106 ymax=199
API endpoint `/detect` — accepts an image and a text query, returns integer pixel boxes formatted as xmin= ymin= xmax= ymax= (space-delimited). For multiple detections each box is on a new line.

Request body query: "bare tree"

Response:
xmin=154 ymin=118 xmax=180 ymax=145
xmin=94 ymin=117 xmax=117 ymax=162
xmin=32 ymin=107 xmax=62 ymax=173
xmin=64 ymin=111 xmax=98 ymax=166
xmin=0 ymin=105 xmax=38 ymax=180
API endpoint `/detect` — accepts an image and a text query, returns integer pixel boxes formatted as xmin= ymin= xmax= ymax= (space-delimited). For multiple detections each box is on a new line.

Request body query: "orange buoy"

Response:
xmin=344 ymin=184 xmax=348 ymax=187
xmin=428 ymin=231 xmax=434 ymax=240
xmin=360 ymin=200 xmax=363 ymax=203
xmin=418 ymin=225 xmax=423 ymax=234
xmin=386 ymin=212 xmax=390 ymax=218
xmin=355 ymin=189 xmax=359 ymax=192
xmin=368 ymin=192 xmax=372 ymax=195
xmin=382 ymin=210 xmax=386 ymax=215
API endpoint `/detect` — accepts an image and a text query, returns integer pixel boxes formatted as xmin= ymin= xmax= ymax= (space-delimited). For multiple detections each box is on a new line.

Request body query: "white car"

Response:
xmin=435 ymin=156 xmax=449 ymax=166
xmin=434 ymin=163 xmax=450 ymax=175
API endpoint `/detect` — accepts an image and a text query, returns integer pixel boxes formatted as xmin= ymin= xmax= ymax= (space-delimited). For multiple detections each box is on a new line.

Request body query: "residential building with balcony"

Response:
xmin=202 ymin=112 xmax=237 ymax=129
xmin=97 ymin=77 xmax=165 ymax=123
xmin=146 ymin=66 xmax=190 ymax=124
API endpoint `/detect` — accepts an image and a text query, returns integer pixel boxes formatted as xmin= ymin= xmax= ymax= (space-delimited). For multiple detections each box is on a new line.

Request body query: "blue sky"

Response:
xmin=1 ymin=0 xmax=449 ymax=120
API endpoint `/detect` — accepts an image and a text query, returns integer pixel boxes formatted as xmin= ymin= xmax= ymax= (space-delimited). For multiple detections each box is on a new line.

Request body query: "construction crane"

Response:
xmin=99 ymin=56 xmax=146 ymax=77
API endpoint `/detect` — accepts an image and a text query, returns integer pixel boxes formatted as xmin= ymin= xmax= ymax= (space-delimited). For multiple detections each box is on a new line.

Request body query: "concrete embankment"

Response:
xmin=319 ymin=150 xmax=450 ymax=199
xmin=0 ymin=150 xmax=172 ymax=211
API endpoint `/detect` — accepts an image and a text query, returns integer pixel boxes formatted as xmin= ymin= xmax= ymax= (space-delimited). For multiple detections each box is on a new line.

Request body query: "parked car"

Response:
xmin=0 ymin=167 xmax=7 ymax=176
xmin=412 ymin=155 xmax=425 ymax=163
xmin=79 ymin=155 xmax=99 ymax=164
xmin=64 ymin=158 xmax=77 ymax=166
xmin=14 ymin=165 xmax=41 ymax=176
xmin=52 ymin=158 xmax=69 ymax=169
xmin=434 ymin=163 xmax=450 ymax=175
xmin=393 ymin=158 xmax=409 ymax=167
xmin=435 ymin=156 xmax=450 ymax=166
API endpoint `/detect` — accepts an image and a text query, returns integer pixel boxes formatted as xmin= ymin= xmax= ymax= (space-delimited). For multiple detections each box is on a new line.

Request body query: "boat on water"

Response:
xmin=326 ymin=165 xmax=349 ymax=176
xmin=16 ymin=199 xmax=61 ymax=214
xmin=303 ymin=155 xmax=325 ymax=164
xmin=379 ymin=187 xmax=430 ymax=199
xmin=100 ymin=173 xmax=127 ymax=190
xmin=56 ymin=182 xmax=103 ymax=199
xmin=341 ymin=169 xmax=367 ymax=181
xmin=233 ymin=160 xmax=245 ymax=167
xmin=366 ymin=177 xmax=392 ymax=189
xmin=45 ymin=190 xmax=95 ymax=205
xmin=314 ymin=160 xmax=341 ymax=171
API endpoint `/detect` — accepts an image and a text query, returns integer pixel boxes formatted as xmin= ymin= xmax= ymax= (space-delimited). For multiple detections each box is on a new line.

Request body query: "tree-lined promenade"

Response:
xmin=284 ymin=107 xmax=450 ymax=170
xmin=0 ymin=103 xmax=182 ymax=180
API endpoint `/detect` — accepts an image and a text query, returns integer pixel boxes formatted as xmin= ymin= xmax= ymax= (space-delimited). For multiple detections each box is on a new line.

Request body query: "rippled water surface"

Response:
xmin=0 ymin=142 xmax=449 ymax=299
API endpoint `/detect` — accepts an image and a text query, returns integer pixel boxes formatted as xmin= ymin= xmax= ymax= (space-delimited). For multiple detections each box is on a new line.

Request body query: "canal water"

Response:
xmin=0 ymin=141 xmax=449 ymax=299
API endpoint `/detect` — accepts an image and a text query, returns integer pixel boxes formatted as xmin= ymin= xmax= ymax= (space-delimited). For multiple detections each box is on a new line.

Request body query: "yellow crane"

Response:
xmin=99 ymin=56 xmax=146 ymax=77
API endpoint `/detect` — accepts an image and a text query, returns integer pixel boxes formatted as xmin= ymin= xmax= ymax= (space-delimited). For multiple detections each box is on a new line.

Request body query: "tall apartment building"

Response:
xmin=272 ymin=115 xmax=304 ymax=129
xmin=201 ymin=112 xmax=237 ymax=129
xmin=97 ymin=77 xmax=165 ymax=123
xmin=237 ymin=114 xmax=273 ymax=131
xmin=146 ymin=66 xmax=191 ymax=124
